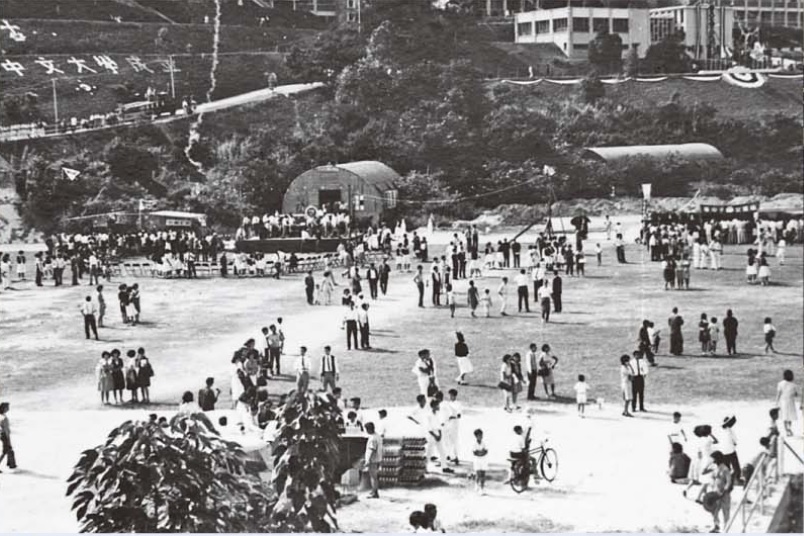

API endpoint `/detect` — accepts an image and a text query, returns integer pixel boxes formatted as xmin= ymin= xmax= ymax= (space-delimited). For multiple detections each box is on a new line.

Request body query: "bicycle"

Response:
xmin=509 ymin=438 xmax=558 ymax=493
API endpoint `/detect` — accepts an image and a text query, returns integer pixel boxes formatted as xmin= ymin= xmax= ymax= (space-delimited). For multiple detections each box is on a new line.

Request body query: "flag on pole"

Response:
xmin=62 ymin=167 xmax=80 ymax=181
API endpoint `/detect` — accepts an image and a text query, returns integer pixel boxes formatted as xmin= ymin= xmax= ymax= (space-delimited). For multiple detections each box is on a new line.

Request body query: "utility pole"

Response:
xmin=168 ymin=55 xmax=176 ymax=99
xmin=51 ymin=78 xmax=59 ymax=123
xmin=357 ymin=0 xmax=362 ymax=34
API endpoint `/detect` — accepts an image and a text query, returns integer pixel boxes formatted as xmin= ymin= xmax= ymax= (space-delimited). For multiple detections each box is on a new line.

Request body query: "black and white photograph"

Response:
xmin=0 ymin=0 xmax=802 ymax=533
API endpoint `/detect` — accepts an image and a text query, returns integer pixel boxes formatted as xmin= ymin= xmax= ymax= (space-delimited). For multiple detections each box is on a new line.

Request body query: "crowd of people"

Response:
xmin=94 ymin=348 xmax=154 ymax=405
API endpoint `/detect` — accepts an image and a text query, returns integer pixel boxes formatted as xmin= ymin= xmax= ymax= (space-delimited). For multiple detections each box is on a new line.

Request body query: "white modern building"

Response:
xmin=730 ymin=0 xmax=802 ymax=29
xmin=650 ymin=4 xmax=735 ymax=59
xmin=514 ymin=6 xmax=652 ymax=59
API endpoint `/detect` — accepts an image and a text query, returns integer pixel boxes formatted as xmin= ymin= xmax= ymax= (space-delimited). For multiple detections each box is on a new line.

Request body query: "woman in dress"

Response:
xmin=124 ymin=350 xmax=140 ymax=403
xmin=110 ymin=349 xmax=125 ymax=404
xmin=620 ymin=354 xmax=633 ymax=417
xmin=776 ymin=369 xmax=800 ymax=437
xmin=663 ymin=257 xmax=676 ymax=290
xmin=320 ymin=271 xmax=334 ymax=305
xmin=757 ymin=256 xmax=771 ymax=286
xmin=745 ymin=257 xmax=758 ymax=284
xmin=698 ymin=313 xmax=710 ymax=355
xmin=137 ymin=348 xmax=154 ymax=404
xmin=499 ymin=355 xmax=515 ymax=412
xmin=467 ymin=280 xmax=479 ymax=318
xmin=95 ymin=352 xmax=113 ymax=405
xmin=471 ymin=428 xmax=489 ymax=495
xmin=454 ymin=332 xmax=473 ymax=385
xmin=537 ymin=344 xmax=559 ymax=398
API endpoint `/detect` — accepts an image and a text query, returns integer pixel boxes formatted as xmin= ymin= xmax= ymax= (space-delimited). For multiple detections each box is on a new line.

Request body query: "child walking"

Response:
xmin=708 ymin=317 xmax=720 ymax=356
xmin=471 ymin=428 xmax=489 ymax=495
xmin=595 ymin=243 xmax=602 ymax=266
xmin=763 ymin=317 xmax=777 ymax=354
xmin=479 ymin=288 xmax=492 ymax=318
xmin=573 ymin=374 xmax=589 ymax=418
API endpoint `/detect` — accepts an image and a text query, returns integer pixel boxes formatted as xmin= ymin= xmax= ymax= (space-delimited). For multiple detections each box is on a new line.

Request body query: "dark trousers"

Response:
xmin=432 ymin=284 xmax=441 ymax=305
xmin=527 ymin=371 xmax=538 ymax=399
xmin=517 ymin=286 xmax=529 ymax=312
xmin=540 ymin=298 xmax=551 ymax=322
xmin=186 ymin=261 xmax=197 ymax=278
xmin=346 ymin=320 xmax=358 ymax=349
xmin=725 ymin=335 xmax=737 ymax=355
xmin=553 ymin=293 xmax=562 ymax=313
xmin=72 ymin=268 xmax=79 ymax=285
xmin=0 ymin=433 xmax=16 ymax=469
xmin=54 ymin=268 xmax=63 ymax=286
xmin=380 ymin=278 xmax=388 ymax=295
xmin=89 ymin=267 xmax=99 ymax=286
xmin=417 ymin=283 xmax=424 ymax=307
xmin=368 ymin=280 xmax=378 ymax=299
xmin=503 ymin=252 xmax=510 ymax=267
xmin=84 ymin=314 xmax=98 ymax=340
xmin=723 ymin=451 xmax=742 ymax=481
xmin=534 ymin=281 xmax=542 ymax=302
xmin=359 ymin=322 xmax=370 ymax=348
xmin=306 ymin=287 xmax=314 ymax=305
xmin=269 ymin=347 xmax=281 ymax=374
xmin=631 ymin=375 xmax=645 ymax=411
xmin=617 ymin=246 xmax=626 ymax=263
xmin=35 ymin=268 xmax=43 ymax=286
xmin=513 ymin=253 xmax=520 ymax=268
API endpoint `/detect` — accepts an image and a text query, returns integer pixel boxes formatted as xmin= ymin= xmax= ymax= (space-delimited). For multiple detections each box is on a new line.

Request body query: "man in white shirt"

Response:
xmin=444 ymin=389 xmax=462 ymax=465
xmin=364 ymin=422 xmax=381 ymax=498
xmin=537 ymin=282 xmax=552 ymax=323
xmin=629 ymin=350 xmax=648 ymax=412
xmin=357 ymin=303 xmax=371 ymax=350
xmin=525 ymin=343 xmax=539 ymax=400
xmin=80 ymin=295 xmax=99 ymax=340
xmin=319 ymin=346 xmax=338 ymax=393
xmin=294 ymin=346 xmax=311 ymax=392
xmin=427 ymin=400 xmax=453 ymax=473
xmin=497 ymin=277 xmax=509 ymax=316
xmin=515 ymin=269 xmax=530 ymax=313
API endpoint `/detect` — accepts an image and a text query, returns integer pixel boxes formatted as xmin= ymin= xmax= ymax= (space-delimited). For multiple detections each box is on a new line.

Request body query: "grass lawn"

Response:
xmin=1 ymin=240 xmax=801 ymax=411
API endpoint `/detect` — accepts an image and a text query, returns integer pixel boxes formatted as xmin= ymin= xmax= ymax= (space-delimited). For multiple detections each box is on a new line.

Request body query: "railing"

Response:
xmin=725 ymin=451 xmax=777 ymax=533
xmin=725 ymin=435 xmax=804 ymax=533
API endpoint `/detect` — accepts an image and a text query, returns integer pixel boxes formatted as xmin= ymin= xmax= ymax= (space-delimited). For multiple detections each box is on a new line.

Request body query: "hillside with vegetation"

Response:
xmin=2 ymin=0 xmax=801 ymax=235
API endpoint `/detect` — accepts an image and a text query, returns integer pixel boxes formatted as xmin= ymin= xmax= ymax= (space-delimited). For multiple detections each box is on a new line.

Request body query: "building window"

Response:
xmin=535 ymin=20 xmax=550 ymax=34
xmin=518 ymin=22 xmax=533 ymax=36
xmin=593 ymin=18 xmax=609 ymax=33
xmin=347 ymin=12 xmax=357 ymax=22
xmin=384 ymin=190 xmax=398 ymax=209
xmin=612 ymin=18 xmax=629 ymax=33
xmin=346 ymin=0 xmax=356 ymax=8
xmin=573 ymin=17 xmax=590 ymax=32
xmin=553 ymin=18 xmax=568 ymax=32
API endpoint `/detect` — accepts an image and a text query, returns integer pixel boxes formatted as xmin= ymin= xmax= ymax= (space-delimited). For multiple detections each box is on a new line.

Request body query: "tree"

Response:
xmin=588 ymin=31 xmax=623 ymax=74
xmin=644 ymin=31 xmax=691 ymax=74
xmin=271 ymin=389 xmax=343 ymax=533
xmin=66 ymin=415 xmax=275 ymax=533
xmin=105 ymin=139 xmax=160 ymax=193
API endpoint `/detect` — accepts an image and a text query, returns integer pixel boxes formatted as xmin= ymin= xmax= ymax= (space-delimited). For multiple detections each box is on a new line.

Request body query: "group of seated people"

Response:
xmin=239 ymin=210 xmax=353 ymax=241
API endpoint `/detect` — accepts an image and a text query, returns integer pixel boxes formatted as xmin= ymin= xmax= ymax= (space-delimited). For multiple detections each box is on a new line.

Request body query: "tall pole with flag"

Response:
xmin=641 ymin=183 xmax=652 ymax=230
xmin=138 ymin=199 xmax=144 ymax=230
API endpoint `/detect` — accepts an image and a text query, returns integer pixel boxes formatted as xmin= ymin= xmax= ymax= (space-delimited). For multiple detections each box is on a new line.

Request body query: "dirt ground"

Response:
xmin=0 ymin=216 xmax=801 ymax=532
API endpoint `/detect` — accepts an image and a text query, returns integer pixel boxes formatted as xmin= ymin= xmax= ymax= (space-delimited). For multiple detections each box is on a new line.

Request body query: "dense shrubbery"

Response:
xmin=10 ymin=0 xmax=802 ymax=232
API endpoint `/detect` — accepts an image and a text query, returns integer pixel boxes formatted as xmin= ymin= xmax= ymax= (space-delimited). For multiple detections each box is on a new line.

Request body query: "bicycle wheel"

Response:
xmin=510 ymin=460 xmax=530 ymax=494
xmin=539 ymin=448 xmax=558 ymax=482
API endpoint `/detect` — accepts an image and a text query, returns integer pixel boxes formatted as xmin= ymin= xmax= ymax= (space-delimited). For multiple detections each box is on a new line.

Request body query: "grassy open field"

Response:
xmin=1 ymin=236 xmax=801 ymax=410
